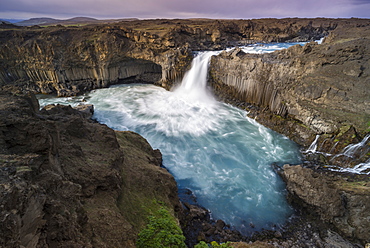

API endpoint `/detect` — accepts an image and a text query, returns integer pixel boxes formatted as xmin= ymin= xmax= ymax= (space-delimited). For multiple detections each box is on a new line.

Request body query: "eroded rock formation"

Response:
xmin=209 ymin=20 xmax=370 ymax=167
xmin=0 ymin=89 xmax=182 ymax=247
xmin=0 ymin=18 xmax=342 ymax=95
xmin=280 ymin=164 xmax=370 ymax=245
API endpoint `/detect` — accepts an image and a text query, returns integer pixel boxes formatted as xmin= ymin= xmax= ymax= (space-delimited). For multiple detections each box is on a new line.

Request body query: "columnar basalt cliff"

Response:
xmin=209 ymin=21 xmax=370 ymax=166
xmin=0 ymin=18 xmax=342 ymax=95
xmin=0 ymin=25 xmax=185 ymax=96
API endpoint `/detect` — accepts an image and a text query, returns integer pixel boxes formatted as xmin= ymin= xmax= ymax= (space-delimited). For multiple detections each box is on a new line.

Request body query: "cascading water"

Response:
xmin=305 ymin=135 xmax=320 ymax=153
xmin=38 ymin=44 xmax=304 ymax=235
xmin=173 ymin=51 xmax=220 ymax=103
xmin=341 ymin=134 xmax=370 ymax=158
xmin=303 ymin=132 xmax=370 ymax=175
xmin=328 ymin=134 xmax=370 ymax=174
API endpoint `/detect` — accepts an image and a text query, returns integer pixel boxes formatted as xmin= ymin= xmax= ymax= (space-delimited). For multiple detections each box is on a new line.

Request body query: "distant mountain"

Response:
xmin=15 ymin=17 xmax=139 ymax=26
xmin=16 ymin=18 xmax=60 ymax=26
xmin=64 ymin=17 xmax=99 ymax=23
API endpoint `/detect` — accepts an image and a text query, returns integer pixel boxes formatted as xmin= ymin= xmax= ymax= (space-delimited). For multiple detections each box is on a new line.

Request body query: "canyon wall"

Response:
xmin=0 ymin=18 xmax=341 ymax=95
xmin=0 ymin=25 xmax=183 ymax=96
xmin=280 ymin=164 xmax=370 ymax=245
xmin=1 ymin=18 xmax=369 ymax=247
xmin=209 ymin=21 xmax=370 ymax=166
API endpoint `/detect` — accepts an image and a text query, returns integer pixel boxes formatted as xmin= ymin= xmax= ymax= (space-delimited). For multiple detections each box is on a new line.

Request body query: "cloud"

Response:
xmin=0 ymin=0 xmax=369 ymax=19
xmin=351 ymin=0 xmax=370 ymax=4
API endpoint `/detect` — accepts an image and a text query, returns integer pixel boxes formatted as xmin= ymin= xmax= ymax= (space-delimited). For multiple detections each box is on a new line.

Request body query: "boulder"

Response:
xmin=280 ymin=164 xmax=370 ymax=245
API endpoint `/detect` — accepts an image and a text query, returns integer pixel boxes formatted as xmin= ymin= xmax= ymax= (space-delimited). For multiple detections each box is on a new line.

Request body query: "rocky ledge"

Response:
xmin=0 ymin=88 xmax=182 ymax=247
xmin=279 ymin=164 xmax=370 ymax=245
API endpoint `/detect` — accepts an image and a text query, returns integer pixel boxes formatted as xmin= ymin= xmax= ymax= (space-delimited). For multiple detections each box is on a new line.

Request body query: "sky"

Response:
xmin=0 ymin=0 xmax=369 ymax=20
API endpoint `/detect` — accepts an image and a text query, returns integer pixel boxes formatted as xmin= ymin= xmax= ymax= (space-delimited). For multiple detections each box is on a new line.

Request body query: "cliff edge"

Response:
xmin=0 ymin=88 xmax=182 ymax=247
xmin=209 ymin=21 xmax=370 ymax=168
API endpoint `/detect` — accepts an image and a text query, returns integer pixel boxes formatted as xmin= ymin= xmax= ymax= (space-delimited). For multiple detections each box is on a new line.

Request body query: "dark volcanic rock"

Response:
xmin=180 ymin=201 xmax=246 ymax=247
xmin=209 ymin=21 xmax=370 ymax=168
xmin=0 ymin=18 xmax=348 ymax=96
xmin=0 ymin=89 xmax=182 ymax=247
xmin=279 ymin=164 xmax=370 ymax=245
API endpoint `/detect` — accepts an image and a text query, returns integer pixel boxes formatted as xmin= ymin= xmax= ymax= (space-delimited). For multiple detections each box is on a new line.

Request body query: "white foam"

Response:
xmin=342 ymin=134 xmax=370 ymax=158
xmin=328 ymin=159 xmax=370 ymax=175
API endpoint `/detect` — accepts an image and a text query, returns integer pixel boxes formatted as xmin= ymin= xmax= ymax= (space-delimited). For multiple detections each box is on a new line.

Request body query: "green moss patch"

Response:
xmin=136 ymin=206 xmax=186 ymax=248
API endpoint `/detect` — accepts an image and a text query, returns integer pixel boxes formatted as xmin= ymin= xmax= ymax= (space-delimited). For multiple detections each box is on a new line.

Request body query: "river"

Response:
xmin=38 ymin=42 xmax=307 ymax=235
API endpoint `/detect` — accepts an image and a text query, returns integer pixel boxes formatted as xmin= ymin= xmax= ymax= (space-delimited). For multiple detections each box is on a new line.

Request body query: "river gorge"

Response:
xmin=38 ymin=45 xmax=304 ymax=236
xmin=0 ymin=18 xmax=369 ymax=247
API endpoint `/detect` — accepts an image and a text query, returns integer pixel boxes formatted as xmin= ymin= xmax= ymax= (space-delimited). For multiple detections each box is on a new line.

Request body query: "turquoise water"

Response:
xmin=38 ymin=46 xmax=304 ymax=235
xmin=39 ymin=83 xmax=301 ymax=234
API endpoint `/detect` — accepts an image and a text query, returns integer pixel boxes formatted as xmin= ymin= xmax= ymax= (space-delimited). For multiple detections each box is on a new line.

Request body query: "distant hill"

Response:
xmin=0 ymin=20 xmax=11 ymax=24
xmin=16 ymin=18 xmax=60 ymax=26
xmin=0 ymin=19 xmax=25 ymax=23
xmin=0 ymin=20 xmax=22 ymax=29
xmin=15 ymin=17 xmax=139 ymax=26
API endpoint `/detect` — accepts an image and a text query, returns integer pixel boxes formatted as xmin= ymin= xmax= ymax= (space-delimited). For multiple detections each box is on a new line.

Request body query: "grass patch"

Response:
xmin=195 ymin=241 xmax=231 ymax=248
xmin=336 ymin=181 xmax=370 ymax=194
xmin=136 ymin=206 xmax=186 ymax=248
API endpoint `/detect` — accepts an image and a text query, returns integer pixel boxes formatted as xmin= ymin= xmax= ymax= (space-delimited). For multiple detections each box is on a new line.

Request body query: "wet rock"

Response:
xmin=73 ymin=104 xmax=94 ymax=118
xmin=215 ymin=219 xmax=226 ymax=231
xmin=209 ymin=22 xmax=370 ymax=169
xmin=280 ymin=164 xmax=370 ymax=245
xmin=180 ymin=198 xmax=247 ymax=247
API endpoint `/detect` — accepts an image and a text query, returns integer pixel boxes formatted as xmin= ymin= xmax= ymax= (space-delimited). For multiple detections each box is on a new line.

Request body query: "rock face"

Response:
xmin=280 ymin=164 xmax=370 ymax=245
xmin=209 ymin=20 xmax=370 ymax=165
xmin=0 ymin=26 xmax=165 ymax=96
xmin=0 ymin=18 xmax=343 ymax=95
xmin=0 ymin=89 xmax=182 ymax=247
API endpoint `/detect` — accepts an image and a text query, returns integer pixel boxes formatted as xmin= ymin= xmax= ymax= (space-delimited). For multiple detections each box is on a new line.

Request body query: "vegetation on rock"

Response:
xmin=137 ymin=206 xmax=186 ymax=248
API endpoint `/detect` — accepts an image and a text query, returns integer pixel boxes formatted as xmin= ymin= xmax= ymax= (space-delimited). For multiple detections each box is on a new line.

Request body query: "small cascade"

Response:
xmin=341 ymin=134 xmax=370 ymax=158
xmin=305 ymin=135 xmax=320 ymax=153
xmin=330 ymin=134 xmax=370 ymax=161
xmin=328 ymin=159 xmax=370 ymax=175
xmin=327 ymin=134 xmax=370 ymax=174
xmin=329 ymin=141 xmax=339 ymax=155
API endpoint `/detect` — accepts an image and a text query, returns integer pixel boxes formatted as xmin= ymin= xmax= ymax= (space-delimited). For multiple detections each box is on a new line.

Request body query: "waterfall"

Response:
xmin=305 ymin=135 xmax=320 ymax=153
xmin=341 ymin=134 xmax=370 ymax=158
xmin=173 ymin=51 xmax=220 ymax=104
